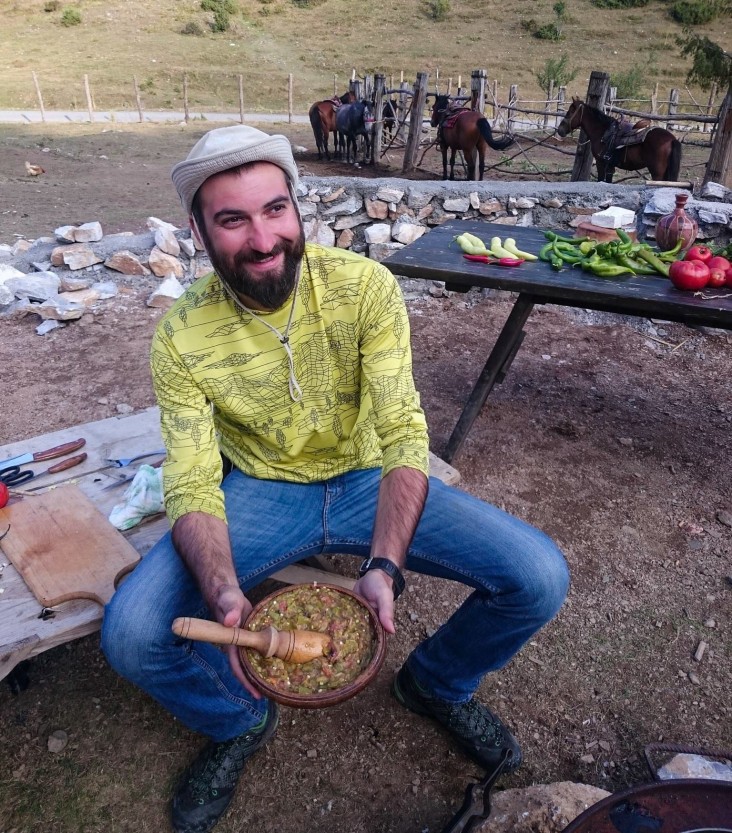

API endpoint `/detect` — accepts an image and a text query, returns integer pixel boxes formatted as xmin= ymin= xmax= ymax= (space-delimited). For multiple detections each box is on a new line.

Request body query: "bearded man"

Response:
xmin=101 ymin=124 xmax=569 ymax=833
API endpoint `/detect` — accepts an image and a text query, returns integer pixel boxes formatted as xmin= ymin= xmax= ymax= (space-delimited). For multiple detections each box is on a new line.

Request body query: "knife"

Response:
xmin=0 ymin=438 xmax=86 ymax=469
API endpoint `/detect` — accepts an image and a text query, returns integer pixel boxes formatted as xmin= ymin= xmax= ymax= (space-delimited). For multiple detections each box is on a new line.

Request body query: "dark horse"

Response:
xmin=430 ymin=94 xmax=514 ymax=181
xmin=336 ymin=99 xmax=375 ymax=164
xmin=308 ymin=90 xmax=356 ymax=161
xmin=556 ymin=96 xmax=681 ymax=183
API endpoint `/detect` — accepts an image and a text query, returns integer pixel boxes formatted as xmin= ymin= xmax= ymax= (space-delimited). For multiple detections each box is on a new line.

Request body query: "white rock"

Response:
xmin=469 ymin=191 xmax=480 ymax=209
xmin=105 ymin=250 xmax=150 ymax=276
xmin=36 ymin=319 xmax=64 ymax=335
xmin=364 ymin=223 xmax=392 ymax=244
xmin=155 ymin=227 xmax=181 ymax=257
xmin=334 ymin=211 xmax=370 ymax=230
xmin=0 ymin=263 xmax=25 ymax=285
xmin=146 ymin=217 xmax=178 ymax=232
xmin=73 ymin=221 xmax=103 ymax=242
xmin=6 ymin=272 xmax=60 ymax=301
xmin=368 ymin=241 xmax=404 ymax=262
xmin=62 ymin=244 xmax=104 ymax=270
xmin=0 ymin=283 xmax=14 ymax=306
xmin=0 ymin=243 xmax=14 ymax=261
xmin=47 ymin=730 xmax=68 ymax=753
xmin=179 ymin=237 xmax=196 ymax=258
xmin=55 ymin=224 xmax=76 ymax=242
xmin=36 ymin=297 xmax=86 ymax=321
xmin=11 ymin=239 xmax=32 ymax=256
xmin=392 ymin=219 xmax=426 ymax=245
xmin=91 ymin=281 xmax=118 ymax=300
xmin=303 ymin=218 xmax=336 ymax=247
xmin=58 ymin=287 xmax=100 ymax=308
xmin=658 ymin=753 xmax=732 ymax=783
xmin=149 ymin=246 xmax=184 ymax=278
xmin=443 ymin=197 xmax=470 ymax=213
xmin=374 ymin=187 xmax=404 ymax=203
xmin=321 ymin=194 xmax=363 ymax=216
xmin=147 ymin=275 xmax=185 ymax=308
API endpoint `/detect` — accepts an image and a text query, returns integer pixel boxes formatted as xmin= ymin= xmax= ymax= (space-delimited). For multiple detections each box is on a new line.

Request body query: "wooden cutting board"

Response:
xmin=0 ymin=485 xmax=141 ymax=607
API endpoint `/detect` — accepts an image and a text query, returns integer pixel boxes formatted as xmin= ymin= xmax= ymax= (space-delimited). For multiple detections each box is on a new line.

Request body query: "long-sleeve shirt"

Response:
xmin=150 ymin=243 xmax=429 ymax=524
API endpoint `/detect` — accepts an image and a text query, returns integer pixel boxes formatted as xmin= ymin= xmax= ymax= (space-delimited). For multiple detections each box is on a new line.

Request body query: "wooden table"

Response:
xmin=385 ymin=220 xmax=732 ymax=463
xmin=0 ymin=407 xmax=460 ymax=682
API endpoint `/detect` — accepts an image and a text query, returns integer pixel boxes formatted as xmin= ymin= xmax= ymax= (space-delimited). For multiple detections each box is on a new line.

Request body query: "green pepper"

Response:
xmin=618 ymin=255 xmax=657 ymax=275
xmin=549 ymin=252 xmax=564 ymax=270
xmin=616 ymin=228 xmax=633 ymax=245
xmin=658 ymin=239 xmax=684 ymax=259
xmin=579 ymin=241 xmax=596 ymax=255
xmin=588 ymin=262 xmax=635 ymax=278
xmin=552 ymin=241 xmax=583 ymax=264
xmin=538 ymin=242 xmax=554 ymax=262
xmin=635 ymin=247 xmax=670 ymax=277
xmin=544 ymin=231 xmax=592 ymax=244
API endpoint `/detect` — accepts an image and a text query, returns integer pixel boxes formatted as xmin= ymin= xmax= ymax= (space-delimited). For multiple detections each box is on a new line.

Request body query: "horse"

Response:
xmin=556 ymin=96 xmax=682 ymax=183
xmin=308 ymin=90 xmax=356 ymax=161
xmin=382 ymin=98 xmax=398 ymax=142
xmin=336 ymin=99 xmax=375 ymax=165
xmin=430 ymin=94 xmax=514 ymax=181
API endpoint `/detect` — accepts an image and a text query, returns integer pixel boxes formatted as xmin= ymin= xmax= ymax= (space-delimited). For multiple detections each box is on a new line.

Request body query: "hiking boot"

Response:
xmin=392 ymin=665 xmax=522 ymax=772
xmin=171 ymin=703 xmax=279 ymax=833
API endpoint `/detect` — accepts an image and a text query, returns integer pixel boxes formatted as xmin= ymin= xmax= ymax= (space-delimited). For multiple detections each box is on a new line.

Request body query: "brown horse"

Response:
xmin=430 ymin=94 xmax=514 ymax=181
xmin=309 ymin=90 xmax=357 ymax=161
xmin=556 ymin=96 xmax=682 ymax=183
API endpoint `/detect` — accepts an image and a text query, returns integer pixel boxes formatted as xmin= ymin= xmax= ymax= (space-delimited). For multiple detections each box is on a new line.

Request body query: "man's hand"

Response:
xmin=354 ymin=569 xmax=396 ymax=635
xmin=213 ymin=583 xmax=263 ymax=698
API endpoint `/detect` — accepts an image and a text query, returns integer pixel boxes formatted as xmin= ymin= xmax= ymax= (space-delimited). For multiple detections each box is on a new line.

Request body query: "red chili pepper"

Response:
xmin=462 ymin=254 xmax=492 ymax=263
xmin=497 ymin=258 xmax=524 ymax=267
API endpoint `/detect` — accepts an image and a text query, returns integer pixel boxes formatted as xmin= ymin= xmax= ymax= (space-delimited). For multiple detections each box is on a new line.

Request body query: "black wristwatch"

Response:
xmin=359 ymin=557 xmax=405 ymax=600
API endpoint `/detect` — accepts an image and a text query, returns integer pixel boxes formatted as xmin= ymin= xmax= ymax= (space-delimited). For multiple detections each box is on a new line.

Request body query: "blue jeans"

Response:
xmin=102 ymin=468 xmax=568 ymax=742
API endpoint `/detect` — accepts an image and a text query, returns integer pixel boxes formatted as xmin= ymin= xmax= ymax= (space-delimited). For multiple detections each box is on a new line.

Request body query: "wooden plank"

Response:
xmin=0 ymin=408 xmax=460 ymax=680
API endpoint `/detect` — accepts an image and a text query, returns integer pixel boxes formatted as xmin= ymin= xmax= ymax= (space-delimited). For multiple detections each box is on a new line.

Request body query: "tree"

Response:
xmin=535 ymin=54 xmax=578 ymax=97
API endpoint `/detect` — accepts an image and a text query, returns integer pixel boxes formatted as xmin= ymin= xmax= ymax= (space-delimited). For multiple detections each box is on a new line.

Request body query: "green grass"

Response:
xmin=0 ymin=0 xmax=722 ymax=113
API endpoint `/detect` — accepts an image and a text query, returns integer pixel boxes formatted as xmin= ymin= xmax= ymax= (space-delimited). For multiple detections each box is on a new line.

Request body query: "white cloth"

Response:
xmin=109 ymin=465 xmax=164 ymax=531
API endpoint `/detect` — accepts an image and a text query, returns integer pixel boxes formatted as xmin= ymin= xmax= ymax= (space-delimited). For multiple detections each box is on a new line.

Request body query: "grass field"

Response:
xmin=0 ymin=0 xmax=724 ymax=115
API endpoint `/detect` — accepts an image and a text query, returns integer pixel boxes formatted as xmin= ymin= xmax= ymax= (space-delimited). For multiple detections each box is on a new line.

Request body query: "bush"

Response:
xmin=670 ymin=1 xmax=717 ymax=25
xmin=60 ymin=7 xmax=81 ymax=26
xmin=201 ymin=0 xmax=237 ymax=11
xmin=210 ymin=9 xmax=230 ymax=30
xmin=44 ymin=1 xmax=60 ymax=11
xmin=534 ymin=22 xmax=563 ymax=41
xmin=427 ymin=0 xmax=450 ymax=20
xmin=180 ymin=20 xmax=205 ymax=35
xmin=611 ymin=64 xmax=645 ymax=100
xmin=536 ymin=53 xmax=578 ymax=95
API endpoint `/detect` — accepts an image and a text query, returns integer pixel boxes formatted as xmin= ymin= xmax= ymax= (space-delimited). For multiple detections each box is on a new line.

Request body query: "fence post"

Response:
xmin=704 ymin=82 xmax=717 ymax=133
xmin=557 ymin=85 xmax=566 ymax=130
xmin=651 ymin=82 xmax=658 ymax=115
xmin=133 ymin=76 xmax=144 ymax=122
xmin=435 ymin=67 xmax=440 ymax=94
xmin=470 ymin=69 xmax=486 ymax=114
xmin=397 ymin=80 xmax=409 ymax=141
xmin=333 ymin=74 xmax=337 ymax=96
xmin=508 ymin=84 xmax=518 ymax=133
xmin=402 ymin=71 xmax=429 ymax=173
xmin=364 ymin=74 xmax=374 ymax=100
xmin=491 ymin=79 xmax=498 ymax=120
xmin=372 ymin=72 xmax=385 ymax=165
xmin=351 ymin=79 xmax=364 ymax=100
xmin=703 ymin=81 xmax=732 ymax=188
xmin=238 ymin=75 xmax=244 ymax=123
xmin=544 ymin=80 xmax=554 ymax=130
xmin=668 ymin=88 xmax=679 ymax=127
xmin=288 ymin=73 xmax=293 ymax=123
xmin=183 ymin=74 xmax=190 ymax=123
xmin=84 ymin=74 xmax=94 ymax=122
xmin=571 ymin=70 xmax=610 ymax=181
xmin=32 ymin=72 xmax=46 ymax=123
xmin=457 ymin=75 xmax=463 ymax=98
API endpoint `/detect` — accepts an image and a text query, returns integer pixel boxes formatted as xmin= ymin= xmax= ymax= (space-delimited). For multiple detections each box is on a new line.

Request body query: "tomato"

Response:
xmin=0 ymin=482 xmax=8 ymax=509
xmin=685 ymin=245 xmax=714 ymax=264
xmin=708 ymin=268 xmax=728 ymax=288
xmin=668 ymin=259 xmax=710 ymax=291
xmin=707 ymin=255 xmax=731 ymax=275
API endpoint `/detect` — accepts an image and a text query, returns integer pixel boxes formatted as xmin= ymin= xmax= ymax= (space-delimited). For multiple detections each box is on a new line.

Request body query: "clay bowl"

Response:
xmin=240 ymin=583 xmax=386 ymax=709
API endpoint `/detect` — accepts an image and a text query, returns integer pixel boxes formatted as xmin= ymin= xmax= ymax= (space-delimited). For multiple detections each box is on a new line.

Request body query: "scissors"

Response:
xmin=0 ymin=453 xmax=88 ymax=489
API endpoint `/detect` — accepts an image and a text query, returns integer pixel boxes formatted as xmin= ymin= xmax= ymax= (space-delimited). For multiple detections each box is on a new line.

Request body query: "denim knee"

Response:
xmin=522 ymin=534 xmax=570 ymax=623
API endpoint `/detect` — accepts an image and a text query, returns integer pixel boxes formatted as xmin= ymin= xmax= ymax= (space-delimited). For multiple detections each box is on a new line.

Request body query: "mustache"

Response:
xmin=236 ymin=243 xmax=287 ymax=264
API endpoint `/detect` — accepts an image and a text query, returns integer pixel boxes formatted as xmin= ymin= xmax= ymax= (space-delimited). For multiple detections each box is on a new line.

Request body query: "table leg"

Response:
xmin=443 ymin=294 xmax=536 ymax=463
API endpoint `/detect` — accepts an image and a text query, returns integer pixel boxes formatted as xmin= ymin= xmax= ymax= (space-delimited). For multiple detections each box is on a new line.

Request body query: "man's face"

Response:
xmin=193 ymin=162 xmax=305 ymax=311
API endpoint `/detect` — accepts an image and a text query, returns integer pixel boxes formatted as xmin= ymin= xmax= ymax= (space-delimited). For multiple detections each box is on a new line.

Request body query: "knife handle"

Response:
xmin=46 ymin=452 xmax=87 ymax=474
xmin=33 ymin=438 xmax=86 ymax=462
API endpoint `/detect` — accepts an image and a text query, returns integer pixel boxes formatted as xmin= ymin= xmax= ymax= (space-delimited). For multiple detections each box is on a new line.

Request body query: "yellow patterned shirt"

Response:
xmin=151 ymin=243 xmax=429 ymax=524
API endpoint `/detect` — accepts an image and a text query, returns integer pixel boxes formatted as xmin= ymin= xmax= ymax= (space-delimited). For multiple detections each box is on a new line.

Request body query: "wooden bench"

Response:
xmin=0 ymin=407 xmax=460 ymax=681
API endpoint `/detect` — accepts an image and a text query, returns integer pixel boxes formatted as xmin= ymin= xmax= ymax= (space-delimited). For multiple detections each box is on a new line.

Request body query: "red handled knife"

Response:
xmin=0 ymin=438 xmax=86 ymax=469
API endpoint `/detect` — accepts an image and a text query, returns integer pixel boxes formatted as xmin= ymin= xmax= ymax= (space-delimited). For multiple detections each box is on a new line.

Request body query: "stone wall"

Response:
xmin=2 ymin=177 xmax=730 ymax=325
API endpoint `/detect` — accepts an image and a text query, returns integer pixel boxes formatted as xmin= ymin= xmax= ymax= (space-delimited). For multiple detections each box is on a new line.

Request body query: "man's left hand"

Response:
xmin=354 ymin=569 xmax=396 ymax=635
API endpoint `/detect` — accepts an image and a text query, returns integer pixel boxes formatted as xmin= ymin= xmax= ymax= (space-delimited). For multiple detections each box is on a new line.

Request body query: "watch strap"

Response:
xmin=359 ymin=557 xmax=405 ymax=600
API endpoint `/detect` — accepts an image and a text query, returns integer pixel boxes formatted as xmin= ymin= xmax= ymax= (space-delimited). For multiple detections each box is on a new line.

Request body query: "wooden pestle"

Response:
xmin=171 ymin=617 xmax=331 ymax=664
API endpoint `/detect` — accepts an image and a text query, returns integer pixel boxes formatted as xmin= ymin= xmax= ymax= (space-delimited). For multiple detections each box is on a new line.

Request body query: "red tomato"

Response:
xmin=669 ymin=259 xmax=710 ymax=291
xmin=707 ymin=268 xmax=727 ymax=288
xmin=0 ymin=482 xmax=8 ymax=509
xmin=685 ymin=245 xmax=714 ymax=264
xmin=707 ymin=255 xmax=731 ymax=275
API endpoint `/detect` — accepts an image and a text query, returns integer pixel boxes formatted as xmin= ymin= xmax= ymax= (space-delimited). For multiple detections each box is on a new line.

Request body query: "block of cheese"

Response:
xmin=591 ymin=207 xmax=636 ymax=229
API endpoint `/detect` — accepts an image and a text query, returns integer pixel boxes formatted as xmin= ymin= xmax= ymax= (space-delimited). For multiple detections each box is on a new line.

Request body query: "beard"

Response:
xmin=205 ymin=227 xmax=305 ymax=311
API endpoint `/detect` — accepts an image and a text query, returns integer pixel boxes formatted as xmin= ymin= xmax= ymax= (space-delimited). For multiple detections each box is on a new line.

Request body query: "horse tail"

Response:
xmin=664 ymin=138 xmax=682 ymax=182
xmin=477 ymin=117 xmax=513 ymax=151
xmin=309 ymin=104 xmax=324 ymax=147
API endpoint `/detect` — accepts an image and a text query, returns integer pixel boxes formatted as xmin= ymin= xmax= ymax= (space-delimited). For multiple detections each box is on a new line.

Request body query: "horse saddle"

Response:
xmin=327 ymin=96 xmax=343 ymax=111
xmin=601 ymin=122 xmax=655 ymax=161
xmin=441 ymin=107 xmax=470 ymax=131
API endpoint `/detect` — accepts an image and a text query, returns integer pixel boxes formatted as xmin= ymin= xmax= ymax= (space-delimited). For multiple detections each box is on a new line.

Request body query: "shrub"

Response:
xmin=427 ymin=0 xmax=450 ymax=20
xmin=60 ymin=7 xmax=81 ymax=26
xmin=44 ymin=0 xmax=60 ymax=11
xmin=670 ymin=1 xmax=717 ymax=25
xmin=291 ymin=0 xmax=327 ymax=6
xmin=520 ymin=17 xmax=537 ymax=31
xmin=210 ymin=8 xmax=230 ymax=30
xmin=536 ymin=53 xmax=577 ymax=95
xmin=611 ymin=64 xmax=645 ymax=100
xmin=534 ymin=22 xmax=563 ymax=40
xmin=201 ymin=0 xmax=237 ymax=11
xmin=180 ymin=20 xmax=205 ymax=35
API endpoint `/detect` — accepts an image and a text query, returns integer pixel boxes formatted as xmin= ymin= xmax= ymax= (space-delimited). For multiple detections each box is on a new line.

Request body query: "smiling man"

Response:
xmin=101 ymin=124 xmax=569 ymax=833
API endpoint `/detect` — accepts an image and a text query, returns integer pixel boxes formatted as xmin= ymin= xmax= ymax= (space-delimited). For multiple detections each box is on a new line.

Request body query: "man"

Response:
xmin=102 ymin=124 xmax=569 ymax=833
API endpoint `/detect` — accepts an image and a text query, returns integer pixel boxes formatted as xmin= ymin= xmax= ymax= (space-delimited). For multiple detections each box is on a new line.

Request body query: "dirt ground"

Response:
xmin=0 ymin=122 xmax=730 ymax=833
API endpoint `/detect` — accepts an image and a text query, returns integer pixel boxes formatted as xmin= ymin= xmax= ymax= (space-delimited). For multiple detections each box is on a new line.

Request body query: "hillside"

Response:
xmin=0 ymin=0 xmax=724 ymax=114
